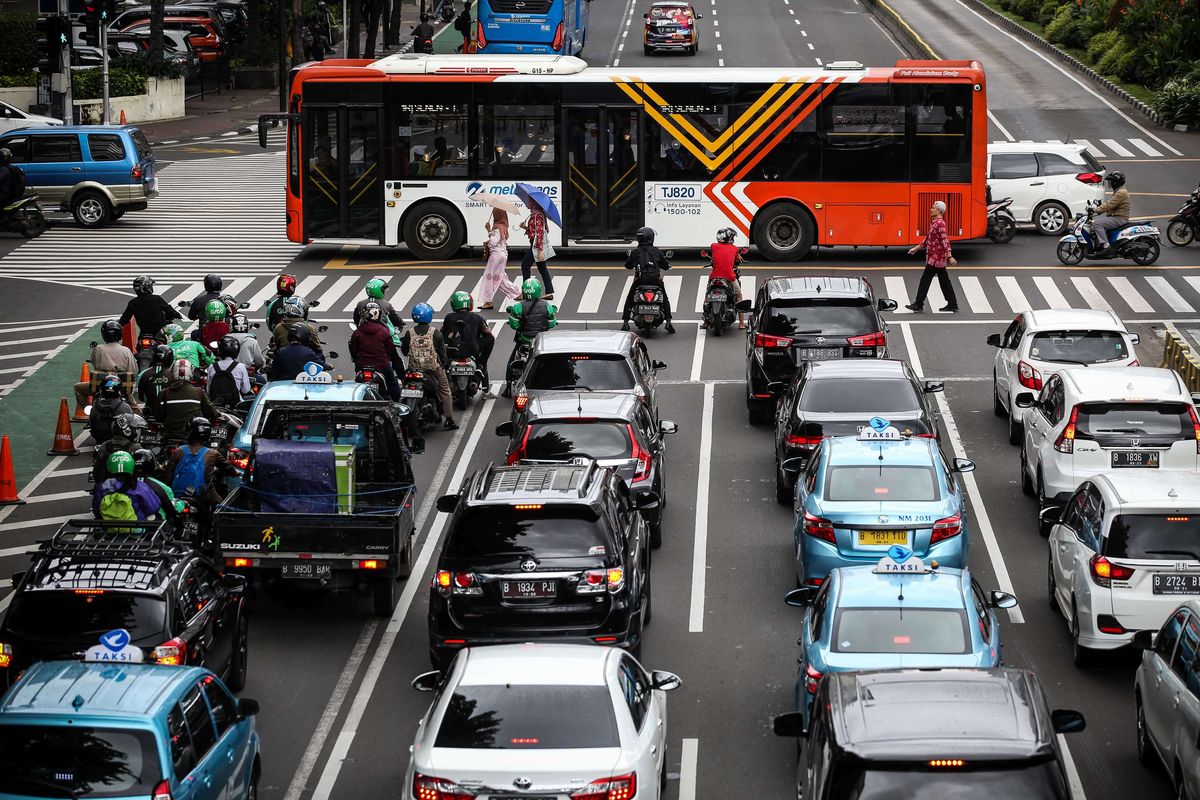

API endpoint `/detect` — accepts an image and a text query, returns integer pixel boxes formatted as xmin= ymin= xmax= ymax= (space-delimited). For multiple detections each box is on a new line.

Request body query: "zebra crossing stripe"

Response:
xmin=1075 ymin=139 xmax=1104 ymax=158
xmin=884 ymin=276 xmax=909 ymax=313
xmin=578 ymin=276 xmax=608 ymax=315
xmin=426 ymin=275 xmax=465 ymax=311
xmin=1145 ymin=276 xmax=1192 ymax=312
xmin=1106 ymin=277 xmax=1153 ymax=313
xmin=1127 ymin=139 xmax=1163 ymax=158
xmin=958 ymin=276 xmax=991 ymax=314
xmin=996 ymin=276 xmax=1031 ymax=313
xmin=246 ymin=278 xmax=282 ymax=313
xmin=548 ymin=276 xmax=573 ymax=311
xmin=1100 ymin=138 xmax=1135 ymax=157
xmin=317 ymin=276 xmax=360 ymax=310
xmin=389 ymin=274 xmax=427 ymax=313
xmin=170 ymin=282 xmax=203 ymax=307
xmin=615 ymin=277 xmax=635 ymax=313
xmin=1032 ymin=276 xmax=1070 ymax=309
xmin=1183 ymin=278 xmax=1200 ymax=306
xmin=1069 ymin=277 xmax=1111 ymax=312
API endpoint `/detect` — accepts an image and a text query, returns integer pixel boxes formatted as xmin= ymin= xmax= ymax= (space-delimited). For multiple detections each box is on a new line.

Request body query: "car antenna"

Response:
xmin=577 ymin=392 xmax=583 ymax=417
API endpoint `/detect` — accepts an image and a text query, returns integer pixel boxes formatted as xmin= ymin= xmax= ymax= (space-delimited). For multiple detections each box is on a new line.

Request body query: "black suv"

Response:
xmin=773 ymin=359 xmax=944 ymax=503
xmin=774 ymin=668 xmax=1086 ymax=799
xmin=429 ymin=462 xmax=657 ymax=669
xmin=0 ymin=520 xmax=249 ymax=690
xmin=744 ymin=276 xmax=897 ymax=424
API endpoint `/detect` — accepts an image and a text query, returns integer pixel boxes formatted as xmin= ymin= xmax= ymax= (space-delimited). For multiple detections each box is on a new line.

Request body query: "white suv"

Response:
xmin=1045 ymin=472 xmax=1200 ymax=666
xmin=988 ymin=142 xmax=1106 ymax=235
xmin=989 ymin=308 xmax=1140 ymax=445
xmin=1016 ymin=366 xmax=1200 ymax=510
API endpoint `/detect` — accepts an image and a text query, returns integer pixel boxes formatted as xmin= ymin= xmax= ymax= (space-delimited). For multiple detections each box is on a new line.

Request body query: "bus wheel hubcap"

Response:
xmin=419 ymin=215 xmax=449 ymax=247
xmin=769 ymin=217 xmax=798 ymax=249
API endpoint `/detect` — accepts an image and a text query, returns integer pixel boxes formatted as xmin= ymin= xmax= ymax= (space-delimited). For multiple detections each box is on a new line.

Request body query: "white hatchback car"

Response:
xmin=406 ymin=644 xmax=682 ymax=799
xmin=1046 ymin=472 xmax=1200 ymax=667
xmin=988 ymin=142 xmax=1105 ymax=235
xmin=988 ymin=308 xmax=1140 ymax=444
xmin=0 ymin=100 xmax=62 ymax=135
xmin=1015 ymin=366 xmax=1200 ymax=510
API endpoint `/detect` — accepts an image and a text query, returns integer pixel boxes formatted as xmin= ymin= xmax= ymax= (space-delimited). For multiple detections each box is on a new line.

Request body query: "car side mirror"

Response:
xmin=652 ymin=360 xmax=666 ymax=371
xmin=773 ymin=711 xmax=807 ymax=737
xmin=1128 ymin=333 xmax=1140 ymax=345
xmin=1014 ymin=392 xmax=1036 ymax=409
xmin=309 ymin=300 xmax=321 ymax=308
xmin=411 ymin=670 xmax=442 ymax=692
xmin=1130 ymin=629 xmax=1155 ymax=650
xmin=435 ymin=494 xmax=458 ymax=513
xmin=780 ymin=456 xmax=806 ymax=475
xmin=665 ymin=250 xmax=674 ymax=259
xmin=784 ymin=587 xmax=815 ymax=607
xmin=327 ymin=351 xmax=340 ymax=359
xmin=237 ymin=698 xmax=260 ymax=717
xmin=318 ymin=325 xmax=328 ymax=333
xmin=877 ymin=298 xmax=898 ymax=312
xmin=735 ymin=300 xmax=752 ymax=312
xmin=952 ymin=458 xmax=975 ymax=473
xmin=1039 ymin=505 xmax=1061 ymax=536
xmin=986 ymin=333 xmax=1002 ymax=347
xmin=495 ymin=421 xmax=514 ymax=437
xmin=223 ymin=573 xmax=248 ymax=592
xmin=239 ymin=302 xmax=250 ymax=309
xmin=650 ymin=670 xmax=682 ymax=691
xmin=923 ymin=380 xmax=944 ymax=394
xmin=660 ymin=420 xmax=678 ymax=435
xmin=10 ymin=570 xmax=25 ymax=587
xmin=765 ymin=381 xmax=785 ymax=396
xmin=235 ymin=399 xmax=254 ymax=414
xmin=988 ymin=590 xmax=1018 ymax=609
xmin=635 ymin=490 xmax=661 ymax=512
xmin=1051 ymin=709 xmax=1086 ymax=734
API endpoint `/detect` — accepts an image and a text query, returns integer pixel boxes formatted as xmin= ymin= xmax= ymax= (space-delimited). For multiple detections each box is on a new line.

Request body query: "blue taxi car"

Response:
xmin=785 ymin=548 xmax=1018 ymax=726
xmin=792 ymin=418 xmax=975 ymax=587
xmin=0 ymin=636 xmax=261 ymax=800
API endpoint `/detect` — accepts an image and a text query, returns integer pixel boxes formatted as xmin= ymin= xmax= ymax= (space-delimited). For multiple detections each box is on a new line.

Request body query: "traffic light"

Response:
xmin=36 ymin=15 xmax=70 ymax=73
xmin=83 ymin=0 xmax=115 ymax=24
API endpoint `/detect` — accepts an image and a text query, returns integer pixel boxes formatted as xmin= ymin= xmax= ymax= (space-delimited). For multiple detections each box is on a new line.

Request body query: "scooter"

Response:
xmin=401 ymin=370 xmax=444 ymax=432
xmin=507 ymin=340 xmax=532 ymax=388
xmin=986 ymin=196 xmax=1017 ymax=244
xmin=1056 ymin=203 xmax=1161 ymax=266
xmin=698 ymin=245 xmax=747 ymax=337
xmin=2 ymin=194 xmax=47 ymax=239
xmin=1166 ymin=183 xmax=1200 ymax=247
xmin=135 ymin=330 xmax=163 ymax=373
xmin=446 ymin=353 xmax=482 ymax=410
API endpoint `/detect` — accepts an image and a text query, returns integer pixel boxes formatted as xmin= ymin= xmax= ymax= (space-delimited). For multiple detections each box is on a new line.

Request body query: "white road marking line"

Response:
xmin=688 ymin=382 xmax=714 ymax=633
xmin=342 ymin=274 xmax=388 ymax=312
xmin=388 ymin=274 xmax=429 ymax=313
xmin=1068 ymin=277 xmax=1112 ymax=312
xmin=0 ymin=431 xmax=89 ymax=524
xmin=1074 ymin=138 xmax=1104 ymax=158
xmin=546 ymin=275 xmax=573 ymax=311
xmin=884 ymin=276 xmax=909 ymax=312
xmin=426 ymin=275 xmax=465 ymax=311
xmin=1128 ymin=138 xmax=1164 ymax=157
xmin=0 ymin=334 xmax=73 ymax=348
xmin=0 ymin=514 xmax=78 ymax=532
xmin=1106 ymin=276 xmax=1153 ymax=313
xmin=316 ymin=275 xmax=361 ymax=310
xmin=222 ymin=276 xmax=255 ymax=304
xmin=0 ymin=544 xmax=38 ymax=559
xmin=996 ymin=276 xmax=1031 ymax=313
xmin=0 ymin=323 xmax=92 ymax=398
xmin=294 ymin=275 xmax=327 ymax=304
xmin=689 ymin=323 xmax=706 ymax=382
xmin=578 ymin=276 xmax=609 ymax=314
xmin=814 ymin=57 xmax=822 ymax=65
xmin=246 ymin=278 xmax=283 ymax=312
xmin=801 ymin=28 xmax=807 ymax=34
xmin=714 ymin=30 xmax=719 ymax=37
xmin=0 ymin=319 xmax=103 ymax=334
xmin=988 ymin=111 xmax=1015 ymax=142
xmin=716 ymin=43 xmax=722 ymax=51
xmin=664 ymin=275 xmax=683 ymax=312
xmin=958 ymin=276 xmax=992 ymax=314
xmin=718 ymin=58 xmax=724 ymax=66
xmin=1099 ymin=138 xmax=1134 ymax=157
xmin=807 ymin=42 xmax=813 ymax=49
xmin=0 ymin=350 xmax=60 ymax=362
xmin=925 ymin=274 xmax=950 ymax=313
xmin=616 ymin=276 xmax=635 ymax=313
xmin=0 ymin=366 xmax=31 ymax=375
xmin=1183 ymin=277 xmax=1200 ymax=305
xmin=900 ymin=323 xmax=1023 ymax=624
xmin=1058 ymin=733 xmax=1087 ymax=800
xmin=613 ymin=58 xmax=620 ymax=66
xmin=1146 ymin=276 xmax=1193 ymax=312
xmin=741 ymin=275 xmax=756 ymax=303
xmin=23 ymin=490 xmax=89 ymax=504
xmin=170 ymin=281 xmax=204 ymax=307
xmin=52 ymin=466 xmax=93 ymax=477
xmin=679 ymin=738 xmax=699 ymax=800
xmin=1032 ymin=276 xmax=1070 ymax=309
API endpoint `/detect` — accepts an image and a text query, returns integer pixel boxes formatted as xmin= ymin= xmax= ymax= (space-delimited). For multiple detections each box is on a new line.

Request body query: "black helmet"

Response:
xmin=152 ymin=343 xmax=175 ymax=368
xmin=420 ymin=12 xmax=430 ymax=21
xmin=111 ymin=413 xmax=136 ymax=441
xmin=98 ymin=374 xmax=122 ymax=399
xmin=203 ymin=273 xmax=223 ymax=293
xmin=132 ymin=448 xmax=156 ymax=476
xmin=362 ymin=301 xmax=383 ymax=322
xmin=187 ymin=416 xmax=212 ymax=444
xmin=218 ymin=335 xmax=241 ymax=359
xmin=127 ymin=413 xmax=148 ymax=435
xmin=1107 ymin=170 xmax=1126 ymax=189
xmin=287 ymin=323 xmax=311 ymax=345
xmin=0 ymin=148 xmax=11 ymax=164
xmin=133 ymin=275 xmax=154 ymax=295
xmin=230 ymin=313 xmax=250 ymax=333
xmin=636 ymin=226 xmax=656 ymax=246
xmin=100 ymin=319 xmax=123 ymax=343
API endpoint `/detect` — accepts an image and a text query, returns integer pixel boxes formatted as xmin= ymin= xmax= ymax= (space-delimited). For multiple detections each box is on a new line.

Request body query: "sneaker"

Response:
xmin=444 ymin=418 xmax=459 ymax=431
xmin=620 ymin=322 xmax=631 ymax=331
xmin=939 ymin=304 xmax=960 ymax=313
xmin=409 ymin=438 xmax=425 ymax=455
xmin=481 ymin=390 xmax=496 ymax=399
xmin=904 ymin=303 xmax=924 ymax=313
xmin=543 ymin=293 xmax=555 ymax=301
xmin=665 ymin=322 xmax=676 ymax=334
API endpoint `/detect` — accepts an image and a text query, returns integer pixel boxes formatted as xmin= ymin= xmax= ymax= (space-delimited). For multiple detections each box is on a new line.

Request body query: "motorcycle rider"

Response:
xmin=75 ymin=319 xmax=141 ymax=416
xmin=91 ymin=413 xmax=144 ymax=486
xmin=163 ymin=323 xmax=214 ymax=371
xmin=442 ymin=290 xmax=495 ymax=395
xmin=198 ymin=299 xmax=232 ymax=352
xmin=1092 ymin=170 xmax=1130 ymax=255
xmin=157 ymin=360 xmax=218 ymax=443
xmin=0 ymin=148 xmax=24 ymax=208
xmin=186 ymin=274 xmax=224 ymax=321
xmin=228 ymin=314 xmax=266 ymax=369
xmin=350 ymin=301 xmax=404 ymax=401
xmin=136 ymin=343 xmax=177 ymax=417
xmin=119 ymin=276 xmax=181 ymax=337
xmin=400 ymin=302 xmax=459 ymax=431
xmin=89 ymin=375 xmax=132 ymax=445
xmin=265 ymin=272 xmax=300 ymax=330
xmin=268 ymin=324 xmax=328 ymax=381
xmin=412 ymin=13 xmax=435 ymax=52
xmin=705 ymin=227 xmax=746 ymax=330
xmin=207 ymin=335 xmax=252 ymax=408
xmin=167 ymin=416 xmax=235 ymax=509
xmin=504 ymin=278 xmax=557 ymax=398
xmin=621 ymin=226 xmax=675 ymax=333
xmin=270 ymin=297 xmax=324 ymax=354
xmin=133 ymin=448 xmax=182 ymax=519
xmin=354 ymin=278 xmax=406 ymax=334
xmin=93 ymin=451 xmax=162 ymax=523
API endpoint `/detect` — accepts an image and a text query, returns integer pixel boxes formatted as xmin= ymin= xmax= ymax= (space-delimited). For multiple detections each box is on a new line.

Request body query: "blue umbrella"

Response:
xmin=515 ymin=182 xmax=562 ymax=228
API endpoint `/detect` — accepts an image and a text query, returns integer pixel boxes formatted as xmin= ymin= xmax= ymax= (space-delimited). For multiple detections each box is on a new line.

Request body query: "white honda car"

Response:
xmin=405 ymin=644 xmax=682 ymax=799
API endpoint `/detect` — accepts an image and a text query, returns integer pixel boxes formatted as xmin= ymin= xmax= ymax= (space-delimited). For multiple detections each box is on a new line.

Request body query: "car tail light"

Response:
xmin=1090 ymin=554 xmax=1135 ymax=587
xmin=1075 ymin=172 xmax=1103 ymax=184
xmin=754 ymin=332 xmax=793 ymax=349
xmin=413 ymin=773 xmax=476 ymax=800
xmin=514 ymin=391 xmax=529 ymax=412
xmin=153 ymin=637 xmax=187 ymax=666
xmin=358 ymin=559 xmax=384 ymax=570
xmin=1054 ymin=404 xmax=1080 ymax=454
xmin=506 ymin=426 xmax=531 ymax=465
xmin=1129 ymin=359 xmax=1140 ymax=367
xmin=228 ymin=446 xmax=248 ymax=471
xmin=803 ymin=663 xmax=822 ymax=694
xmin=433 ymin=570 xmax=453 ymax=596
xmin=628 ymin=424 xmax=651 ymax=480
xmin=803 ymin=512 xmax=836 ymax=544
xmin=0 ymin=643 xmax=12 ymax=669
xmin=552 ymin=21 xmax=564 ymax=51
xmin=152 ymin=779 xmax=173 ymax=800
xmin=786 ymin=434 xmax=822 ymax=447
xmin=579 ymin=568 xmax=623 ymax=594
xmin=131 ymin=164 xmax=143 ymax=180
xmin=475 ymin=20 xmax=486 ymax=48
xmin=1188 ymin=406 xmax=1200 ymax=454
xmin=225 ymin=556 xmax=257 ymax=568
xmin=1096 ymin=614 xmax=1126 ymax=634
xmin=452 ymin=571 xmax=481 ymax=595
xmin=571 ymin=773 xmax=636 ymax=800
xmin=1016 ymin=360 xmax=1042 ymax=391
xmin=847 ymin=331 xmax=886 ymax=348
xmin=930 ymin=512 xmax=962 ymax=544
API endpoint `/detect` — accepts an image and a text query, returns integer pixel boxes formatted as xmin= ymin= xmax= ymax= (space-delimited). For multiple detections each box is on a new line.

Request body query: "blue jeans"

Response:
xmin=521 ymin=249 xmax=554 ymax=294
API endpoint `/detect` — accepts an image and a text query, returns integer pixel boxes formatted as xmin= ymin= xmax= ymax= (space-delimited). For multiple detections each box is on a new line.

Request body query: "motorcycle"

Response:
xmin=507 ymin=340 xmax=532 ymax=388
xmin=698 ymin=245 xmax=748 ymax=337
xmin=2 ymin=194 xmax=47 ymax=239
xmin=1166 ymin=184 xmax=1200 ymax=247
xmin=1056 ymin=204 xmax=1161 ymax=266
xmin=446 ymin=347 xmax=483 ymax=410
xmin=401 ymin=370 xmax=444 ymax=432
xmin=986 ymin=196 xmax=1017 ymax=244
xmin=413 ymin=33 xmax=433 ymax=53
xmin=135 ymin=331 xmax=163 ymax=373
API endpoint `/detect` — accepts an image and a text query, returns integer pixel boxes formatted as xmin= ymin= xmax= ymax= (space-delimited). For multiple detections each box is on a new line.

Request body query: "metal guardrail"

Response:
xmin=1159 ymin=331 xmax=1200 ymax=393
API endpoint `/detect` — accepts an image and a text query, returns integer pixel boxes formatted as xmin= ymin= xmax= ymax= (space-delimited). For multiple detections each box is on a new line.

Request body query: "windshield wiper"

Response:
xmin=1093 ymin=427 xmax=1143 ymax=434
xmin=548 ymin=384 xmax=592 ymax=391
xmin=1044 ymin=358 xmax=1093 ymax=366
xmin=1144 ymin=549 xmax=1200 ymax=561
xmin=789 ymin=329 xmax=823 ymax=335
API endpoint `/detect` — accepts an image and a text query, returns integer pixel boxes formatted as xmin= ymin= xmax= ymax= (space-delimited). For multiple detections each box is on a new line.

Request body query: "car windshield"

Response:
xmin=801 ymin=378 xmax=919 ymax=414
xmin=1076 ymin=402 xmax=1192 ymax=438
xmin=825 ymin=466 xmax=940 ymax=502
xmin=445 ymin=508 xmax=610 ymax=559
xmin=0 ymin=725 xmax=160 ymax=798
xmin=827 ymin=761 xmax=1068 ymax=799
xmin=435 ymin=685 xmax=619 ymax=749
xmin=762 ymin=298 xmax=877 ymax=337
xmin=833 ymin=608 xmax=970 ymax=654
xmin=525 ymin=422 xmax=632 ymax=461
xmin=5 ymin=592 xmax=166 ymax=640
xmin=1104 ymin=515 xmax=1200 ymax=561
xmin=525 ymin=354 xmax=636 ymax=391
xmin=1028 ymin=330 xmax=1128 ymax=364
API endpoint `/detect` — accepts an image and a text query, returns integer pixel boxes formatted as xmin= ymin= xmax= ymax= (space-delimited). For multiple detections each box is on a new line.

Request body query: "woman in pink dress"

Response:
xmin=479 ymin=208 xmax=520 ymax=310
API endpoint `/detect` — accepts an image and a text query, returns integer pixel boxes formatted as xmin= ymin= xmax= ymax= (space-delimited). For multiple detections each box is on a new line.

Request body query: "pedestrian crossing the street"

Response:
xmin=992 ymin=138 xmax=1169 ymax=159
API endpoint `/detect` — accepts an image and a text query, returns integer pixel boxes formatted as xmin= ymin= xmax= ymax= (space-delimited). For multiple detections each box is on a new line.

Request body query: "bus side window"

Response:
xmin=820 ymin=84 xmax=907 ymax=183
xmin=392 ymin=102 xmax=468 ymax=178
xmin=910 ymin=84 xmax=971 ymax=183
xmin=476 ymin=85 xmax=559 ymax=178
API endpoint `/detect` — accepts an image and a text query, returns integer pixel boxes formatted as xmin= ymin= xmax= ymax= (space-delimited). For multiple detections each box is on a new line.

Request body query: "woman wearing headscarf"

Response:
xmin=480 ymin=208 xmax=522 ymax=310
xmin=519 ymin=199 xmax=556 ymax=300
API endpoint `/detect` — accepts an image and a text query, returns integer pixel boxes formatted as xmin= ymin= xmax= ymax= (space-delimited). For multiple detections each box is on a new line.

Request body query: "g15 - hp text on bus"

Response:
xmin=264 ymin=55 xmax=987 ymax=261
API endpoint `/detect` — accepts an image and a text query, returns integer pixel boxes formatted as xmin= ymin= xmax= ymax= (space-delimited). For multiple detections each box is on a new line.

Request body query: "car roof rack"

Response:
xmin=477 ymin=461 xmax=597 ymax=500
xmin=41 ymin=519 xmax=181 ymax=560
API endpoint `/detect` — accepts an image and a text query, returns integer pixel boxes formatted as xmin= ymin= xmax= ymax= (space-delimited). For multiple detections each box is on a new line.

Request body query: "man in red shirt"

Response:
xmin=705 ymin=227 xmax=746 ymax=329
xmin=905 ymin=200 xmax=959 ymax=313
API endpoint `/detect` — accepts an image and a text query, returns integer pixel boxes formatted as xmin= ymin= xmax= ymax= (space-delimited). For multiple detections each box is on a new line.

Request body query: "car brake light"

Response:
xmin=1054 ymin=404 xmax=1080 ymax=454
xmin=786 ymin=434 xmax=822 ymax=446
xmin=627 ymin=424 xmax=651 ymax=480
xmin=930 ymin=512 xmax=962 ymax=544
xmin=754 ymin=332 xmax=793 ymax=349
xmin=0 ymin=643 xmax=12 ymax=669
xmin=153 ymin=637 xmax=187 ymax=666
xmin=74 ymin=588 xmax=105 ymax=595
xmin=570 ymin=773 xmax=636 ymax=800
xmin=152 ymin=779 xmax=173 ymax=800
xmin=803 ymin=512 xmax=836 ymax=543
xmin=803 ymin=663 xmax=822 ymax=694
xmin=433 ymin=570 xmax=452 ymax=596
xmin=449 ymin=571 xmax=481 ymax=595
xmin=507 ymin=426 xmax=531 ymax=465
xmin=413 ymin=772 xmax=475 ymax=800
xmin=552 ymin=21 xmax=565 ymax=51
xmin=514 ymin=391 xmax=529 ymax=412
xmin=358 ymin=559 xmax=383 ymax=570
xmin=225 ymin=556 xmax=256 ymax=568
xmin=228 ymin=446 xmax=249 ymax=471
xmin=579 ymin=568 xmax=623 ymax=594
xmin=1075 ymin=172 xmax=1103 ymax=184
xmin=1016 ymin=360 xmax=1042 ymax=391
xmin=475 ymin=20 xmax=486 ymax=48
xmin=1090 ymin=554 xmax=1135 ymax=587
xmin=847 ymin=331 xmax=886 ymax=347
xmin=1188 ymin=406 xmax=1200 ymax=454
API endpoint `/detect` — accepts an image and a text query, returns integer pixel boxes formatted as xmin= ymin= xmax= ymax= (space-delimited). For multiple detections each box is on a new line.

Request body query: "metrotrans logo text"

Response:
xmin=466 ymin=182 xmax=559 ymax=198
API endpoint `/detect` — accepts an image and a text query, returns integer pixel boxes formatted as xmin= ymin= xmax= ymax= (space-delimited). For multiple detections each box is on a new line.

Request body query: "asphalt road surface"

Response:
xmin=1 ymin=0 xmax=1199 ymax=796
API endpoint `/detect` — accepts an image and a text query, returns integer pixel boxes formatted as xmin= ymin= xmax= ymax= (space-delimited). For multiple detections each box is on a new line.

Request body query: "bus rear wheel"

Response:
xmin=403 ymin=201 xmax=464 ymax=261
xmin=752 ymin=202 xmax=814 ymax=261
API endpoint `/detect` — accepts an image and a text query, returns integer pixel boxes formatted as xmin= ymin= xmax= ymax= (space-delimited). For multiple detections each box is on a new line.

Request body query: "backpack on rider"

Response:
xmin=171 ymin=445 xmax=209 ymax=497
xmin=89 ymin=375 xmax=131 ymax=444
xmin=208 ymin=361 xmax=240 ymax=408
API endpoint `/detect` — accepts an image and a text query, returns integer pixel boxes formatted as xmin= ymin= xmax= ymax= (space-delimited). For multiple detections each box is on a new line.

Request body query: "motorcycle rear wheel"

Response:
xmin=1131 ymin=238 xmax=1161 ymax=266
xmin=990 ymin=215 xmax=1016 ymax=244
xmin=1056 ymin=240 xmax=1084 ymax=266
xmin=1167 ymin=216 xmax=1195 ymax=247
xmin=19 ymin=211 xmax=46 ymax=239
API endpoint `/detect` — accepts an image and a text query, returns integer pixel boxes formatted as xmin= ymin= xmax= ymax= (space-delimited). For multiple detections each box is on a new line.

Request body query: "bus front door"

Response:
xmin=303 ymin=106 xmax=383 ymax=242
xmin=564 ymin=107 xmax=643 ymax=242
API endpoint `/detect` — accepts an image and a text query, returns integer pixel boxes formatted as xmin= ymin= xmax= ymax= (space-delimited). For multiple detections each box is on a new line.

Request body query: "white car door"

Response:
xmin=1175 ymin=646 xmax=1200 ymax=800
xmin=0 ymin=102 xmax=31 ymax=135
xmin=1145 ymin=609 xmax=1190 ymax=757
xmin=996 ymin=314 xmax=1026 ymax=405
xmin=1052 ymin=487 xmax=1090 ymax=614
xmin=990 ymin=152 xmax=1046 ymax=223
xmin=1164 ymin=616 xmax=1200 ymax=770
xmin=1022 ymin=383 xmax=1052 ymax=482
xmin=618 ymin=655 xmax=663 ymax=798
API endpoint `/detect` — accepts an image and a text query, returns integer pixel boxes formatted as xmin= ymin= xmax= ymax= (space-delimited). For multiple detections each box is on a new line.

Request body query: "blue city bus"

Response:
xmin=475 ymin=0 xmax=588 ymax=55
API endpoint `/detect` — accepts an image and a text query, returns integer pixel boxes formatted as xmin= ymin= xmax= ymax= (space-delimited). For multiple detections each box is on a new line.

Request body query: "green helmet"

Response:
xmin=521 ymin=278 xmax=542 ymax=300
xmin=107 ymin=450 xmax=135 ymax=476
xmin=365 ymin=278 xmax=387 ymax=299
xmin=204 ymin=299 xmax=227 ymax=321
xmin=162 ymin=323 xmax=184 ymax=343
xmin=450 ymin=290 xmax=473 ymax=312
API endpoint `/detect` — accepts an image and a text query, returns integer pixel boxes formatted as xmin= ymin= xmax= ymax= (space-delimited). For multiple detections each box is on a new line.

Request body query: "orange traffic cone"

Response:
xmin=48 ymin=399 xmax=80 ymax=456
xmin=121 ymin=319 xmax=136 ymax=350
xmin=0 ymin=435 xmax=23 ymax=505
xmin=72 ymin=362 xmax=91 ymax=422
xmin=119 ymin=109 xmax=127 ymax=125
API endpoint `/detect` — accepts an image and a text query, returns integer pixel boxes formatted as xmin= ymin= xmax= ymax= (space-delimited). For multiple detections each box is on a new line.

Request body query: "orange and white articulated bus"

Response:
xmin=262 ymin=55 xmax=988 ymax=261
